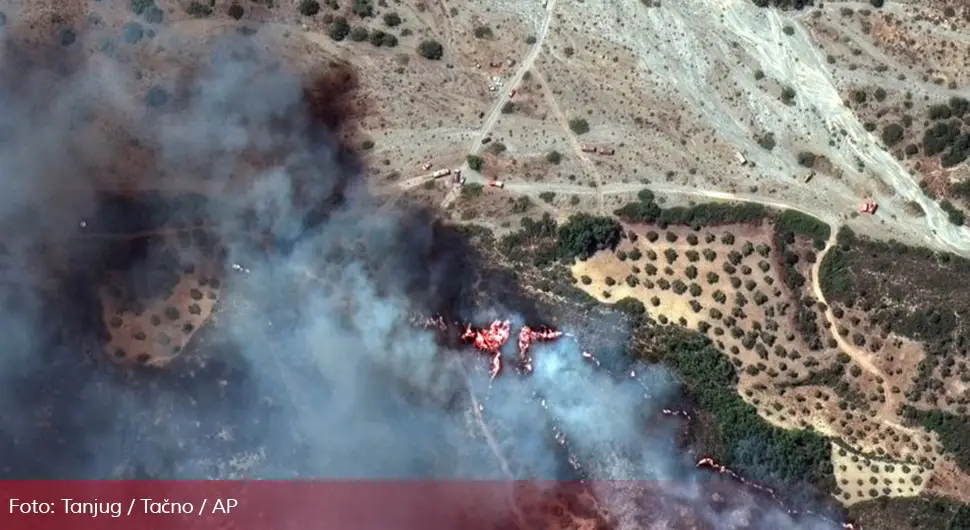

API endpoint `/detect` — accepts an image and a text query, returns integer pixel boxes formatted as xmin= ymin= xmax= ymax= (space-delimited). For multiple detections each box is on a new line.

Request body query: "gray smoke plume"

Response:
xmin=0 ymin=14 xmax=845 ymax=530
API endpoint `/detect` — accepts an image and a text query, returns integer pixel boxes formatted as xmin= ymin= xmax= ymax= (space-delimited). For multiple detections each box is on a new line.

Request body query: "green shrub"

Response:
xmin=186 ymin=0 xmax=212 ymax=15
xmin=881 ymin=123 xmax=904 ymax=147
xmin=546 ymin=150 xmax=562 ymax=164
xmin=299 ymin=0 xmax=321 ymax=16
xmin=383 ymin=12 xmax=402 ymax=26
xmin=145 ymin=86 xmax=170 ymax=108
xmin=614 ymin=297 xmax=646 ymax=317
xmin=352 ymin=0 xmax=374 ymax=17
xmin=941 ymin=200 xmax=966 ymax=226
xmin=473 ymin=25 xmax=493 ymax=39
xmin=379 ymin=32 xmax=398 ymax=47
xmin=781 ymin=86 xmax=797 ymax=105
xmin=568 ymin=118 xmax=590 ymax=135
xmin=418 ymin=39 xmax=444 ymax=60
xmin=796 ymin=151 xmax=817 ymax=168
xmin=350 ymin=26 xmax=368 ymax=41
xmin=369 ymin=30 xmax=390 ymax=46
xmin=328 ymin=17 xmax=350 ymax=40
xmin=774 ymin=210 xmax=830 ymax=249
xmin=466 ymin=155 xmax=484 ymax=171
xmin=556 ymin=213 xmax=622 ymax=260
xmin=757 ymin=132 xmax=776 ymax=151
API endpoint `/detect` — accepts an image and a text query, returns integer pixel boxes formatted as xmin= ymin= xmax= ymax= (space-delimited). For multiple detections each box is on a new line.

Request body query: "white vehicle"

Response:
xmin=432 ymin=168 xmax=451 ymax=178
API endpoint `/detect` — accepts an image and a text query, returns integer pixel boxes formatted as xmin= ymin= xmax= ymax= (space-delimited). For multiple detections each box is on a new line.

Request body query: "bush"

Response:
xmin=418 ymin=39 xmax=444 ymax=60
xmin=352 ymin=0 xmax=374 ymax=17
xmin=329 ymin=17 xmax=350 ymax=40
xmin=122 ymin=22 xmax=144 ymax=44
xmin=131 ymin=0 xmax=155 ymax=15
xmin=929 ymin=104 xmax=953 ymax=121
xmin=556 ymin=213 xmax=622 ymax=260
xmin=757 ymin=132 xmax=776 ymax=151
xmin=546 ymin=150 xmax=562 ymax=164
xmin=145 ymin=86 xmax=170 ymax=108
xmin=228 ymin=4 xmax=244 ymax=19
xmin=379 ymin=32 xmax=398 ymax=47
xmin=186 ymin=1 xmax=213 ymax=17
xmin=539 ymin=192 xmax=556 ymax=203
xmin=951 ymin=96 xmax=970 ymax=116
xmin=369 ymin=30 xmax=393 ymax=47
xmin=881 ymin=123 xmax=904 ymax=147
xmin=615 ymin=297 xmax=646 ymax=317
xmin=299 ymin=0 xmax=321 ymax=16
xmin=941 ymin=200 xmax=966 ymax=226
xmin=383 ymin=12 xmax=402 ymax=26
xmin=466 ymin=155 xmax=484 ymax=171
xmin=775 ymin=210 xmax=831 ymax=248
xmin=781 ymin=86 xmax=797 ymax=105
xmin=350 ymin=26 xmax=369 ymax=42
xmin=473 ymin=25 xmax=493 ymax=39
xmin=501 ymin=101 xmax=516 ymax=114
xmin=796 ymin=151 xmax=817 ymax=168
xmin=568 ymin=118 xmax=590 ymax=135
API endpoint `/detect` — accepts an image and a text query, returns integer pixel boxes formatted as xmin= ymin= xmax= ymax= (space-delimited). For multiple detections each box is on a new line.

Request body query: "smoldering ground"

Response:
xmin=0 ymin=15 xmax=846 ymax=530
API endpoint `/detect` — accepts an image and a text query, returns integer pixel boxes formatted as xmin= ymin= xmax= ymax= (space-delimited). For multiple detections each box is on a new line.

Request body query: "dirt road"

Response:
xmin=440 ymin=0 xmax=558 ymax=210
xmin=717 ymin=3 xmax=970 ymax=255
xmin=810 ymin=227 xmax=924 ymax=437
xmin=503 ymin=180 xmax=843 ymax=225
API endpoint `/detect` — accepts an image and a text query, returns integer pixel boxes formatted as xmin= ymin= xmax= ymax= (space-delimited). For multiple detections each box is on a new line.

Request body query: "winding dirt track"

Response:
xmin=439 ymin=0 xmax=559 ymax=210
xmin=716 ymin=2 xmax=970 ymax=255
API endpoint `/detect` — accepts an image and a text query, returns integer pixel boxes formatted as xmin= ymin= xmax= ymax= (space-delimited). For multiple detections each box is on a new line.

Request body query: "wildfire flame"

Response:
xmin=517 ymin=325 xmax=563 ymax=373
xmin=455 ymin=320 xmax=566 ymax=379
xmin=662 ymin=408 xmax=692 ymax=421
xmin=409 ymin=314 xmax=860 ymax=529
xmin=459 ymin=320 xmax=511 ymax=379
xmin=696 ymin=457 xmax=860 ymax=529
